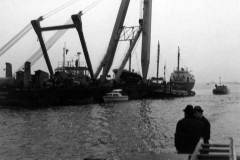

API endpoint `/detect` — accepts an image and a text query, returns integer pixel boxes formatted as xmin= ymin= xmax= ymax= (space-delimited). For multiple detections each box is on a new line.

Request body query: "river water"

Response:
xmin=0 ymin=83 xmax=240 ymax=160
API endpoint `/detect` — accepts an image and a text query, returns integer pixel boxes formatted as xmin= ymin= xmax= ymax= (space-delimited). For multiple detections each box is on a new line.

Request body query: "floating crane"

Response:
xmin=0 ymin=0 xmax=103 ymax=75
xmin=1 ymin=0 xmax=152 ymax=81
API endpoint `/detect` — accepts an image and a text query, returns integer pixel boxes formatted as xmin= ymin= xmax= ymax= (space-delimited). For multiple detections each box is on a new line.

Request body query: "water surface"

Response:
xmin=0 ymin=83 xmax=240 ymax=159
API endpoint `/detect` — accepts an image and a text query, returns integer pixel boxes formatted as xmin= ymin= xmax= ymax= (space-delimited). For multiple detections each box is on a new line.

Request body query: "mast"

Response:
xmin=141 ymin=0 xmax=152 ymax=80
xmin=156 ymin=41 xmax=160 ymax=83
xmin=177 ymin=46 xmax=180 ymax=71
xmin=129 ymin=40 xmax=132 ymax=72
xmin=164 ymin=64 xmax=166 ymax=82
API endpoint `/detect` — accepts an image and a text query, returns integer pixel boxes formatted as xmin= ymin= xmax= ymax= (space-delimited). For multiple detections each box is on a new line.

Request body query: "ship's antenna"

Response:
xmin=156 ymin=41 xmax=160 ymax=83
xmin=177 ymin=46 xmax=180 ymax=71
xmin=164 ymin=63 xmax=166 ymax=82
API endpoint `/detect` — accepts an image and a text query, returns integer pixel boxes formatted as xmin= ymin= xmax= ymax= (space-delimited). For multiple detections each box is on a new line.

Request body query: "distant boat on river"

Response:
xmin=212 ymin=77 xmax=229 ymax=95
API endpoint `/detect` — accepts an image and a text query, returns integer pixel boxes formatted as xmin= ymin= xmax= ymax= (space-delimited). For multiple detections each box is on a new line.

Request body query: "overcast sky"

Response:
xmin=0 ymin=0 xmax=240 ymax=83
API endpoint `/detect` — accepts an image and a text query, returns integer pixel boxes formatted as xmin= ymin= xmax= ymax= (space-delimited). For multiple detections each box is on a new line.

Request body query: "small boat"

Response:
xmin=103 ymin=89 xmax=129 ymax=102
xmin=212 ymin=77 xmax=229 ymax=95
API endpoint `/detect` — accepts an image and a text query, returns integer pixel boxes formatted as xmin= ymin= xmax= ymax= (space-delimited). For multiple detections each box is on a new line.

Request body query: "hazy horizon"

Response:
xmin=1 ymin=0 xmax=240 ymax=83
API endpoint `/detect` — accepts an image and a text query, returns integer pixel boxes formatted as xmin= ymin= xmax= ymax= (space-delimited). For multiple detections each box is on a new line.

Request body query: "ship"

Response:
xmin=0 ymin=59 xmax=113 ymax=108
xmin=170 ymin=47 xmax=195 ymax=92
xmin=212 ymin=77 xmax=229 ymax=95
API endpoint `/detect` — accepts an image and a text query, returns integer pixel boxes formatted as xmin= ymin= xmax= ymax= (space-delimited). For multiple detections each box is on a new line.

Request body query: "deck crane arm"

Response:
xmin=94 ymin=0 xmax=130 ymax=80
xmin=31 ymin=11 xmax=95 ymax=79
xmin=17 ymin=20 xmax=71 ymax=71
xmin=71 ymin=14 xmax=94 ymax=79
xmin=31 ymin=19 xmax=54 ymax=76
xmin=115 ymin=26 xmax=142 ymax=80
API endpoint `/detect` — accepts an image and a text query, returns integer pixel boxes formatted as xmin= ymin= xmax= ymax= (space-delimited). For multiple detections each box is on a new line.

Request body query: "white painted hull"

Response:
xmin=103 ymin=96 xmax=129 ymax=103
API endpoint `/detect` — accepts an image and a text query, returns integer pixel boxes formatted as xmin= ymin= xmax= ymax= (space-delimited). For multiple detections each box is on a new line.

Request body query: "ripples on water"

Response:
xmin=0 ymin=83 xmax=240 ymax=159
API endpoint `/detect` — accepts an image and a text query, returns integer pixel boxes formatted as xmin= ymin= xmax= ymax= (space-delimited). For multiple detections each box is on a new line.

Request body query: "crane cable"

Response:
xmin=42 ymin=0 xmax=80 ymax=19
xmin=82 ymin=0 xmax=106 ymax=15
xmin=1 ymin=0 xmax=107 ymax=64
xmin=43 ymin=0 xmax=107 ymax=19
xmin=0 ymin=0 xmax=79 ymax=57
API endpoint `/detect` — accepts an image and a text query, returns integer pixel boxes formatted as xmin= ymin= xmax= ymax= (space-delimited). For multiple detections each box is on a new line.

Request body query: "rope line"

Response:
xmin=82 ymin=0 xmax=105 ymax=15
xmin=42 ymin=0 xmax=80 ymax=19
xmin=0 ymin=23 xmax=32 ymax=56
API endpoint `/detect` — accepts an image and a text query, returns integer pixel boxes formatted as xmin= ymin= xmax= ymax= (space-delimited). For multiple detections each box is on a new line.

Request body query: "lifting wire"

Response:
xmin=82 ymin=0 xmax=106 ymax=15
xmin=42 ymin=0 xmax=80 ymax=19
xmin=43 ymin=0 xmax=106 ymax=18
xmin=1 ymin=0 xmax=106 ymax=69
xmin=0 ymin=0 xmax=79 ymax=57
xmin=0 ymin=23 xmax=32 ymax=57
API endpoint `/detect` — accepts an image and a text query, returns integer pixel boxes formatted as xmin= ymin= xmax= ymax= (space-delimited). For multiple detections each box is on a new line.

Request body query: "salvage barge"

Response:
xmin=0 ymin=0 xmax=195 ymax=107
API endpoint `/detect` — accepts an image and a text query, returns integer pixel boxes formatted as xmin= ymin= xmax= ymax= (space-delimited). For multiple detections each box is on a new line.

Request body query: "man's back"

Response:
xmin=175 ymin=117 xmax=204 ymax=153
xmin=201 ymin=116 xmax=211 ymax=143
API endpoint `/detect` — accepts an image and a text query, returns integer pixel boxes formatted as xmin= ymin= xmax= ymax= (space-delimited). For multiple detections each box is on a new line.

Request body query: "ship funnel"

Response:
xmin=24 ymin=61 xmax=31 ymax=87
xmin=5 ymin=62 xmax=12 ymax=78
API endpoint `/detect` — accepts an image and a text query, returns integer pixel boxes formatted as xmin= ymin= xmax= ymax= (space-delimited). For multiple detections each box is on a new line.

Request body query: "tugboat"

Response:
xmin=213 ymin=77 xmax=229 ymax=95
xmin=169 ymin=47 xmax=195 ymax=94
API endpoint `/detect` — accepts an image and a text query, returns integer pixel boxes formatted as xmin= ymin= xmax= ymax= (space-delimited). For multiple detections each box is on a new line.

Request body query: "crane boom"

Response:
xmin=115 ymin=28 xmax=142 ymax=80
xmin=94 ymin=0 xmax=130 ymax=80
xmin=141 ymin=0 xmax=152 ymax=80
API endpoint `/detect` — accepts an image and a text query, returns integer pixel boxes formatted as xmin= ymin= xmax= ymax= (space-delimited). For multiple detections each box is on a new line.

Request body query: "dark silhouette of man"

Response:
xmin=175 ymin=105 xmax=204 ymax=154
xmin=194 ymin=106 xmax=211 ymax=144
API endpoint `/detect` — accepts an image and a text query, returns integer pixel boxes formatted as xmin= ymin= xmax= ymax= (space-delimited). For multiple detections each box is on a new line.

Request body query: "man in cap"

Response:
xmin=194 ymin=106 xmax=211 ymax=144
xmin=175 ymin=105 xmax=204 ymax=153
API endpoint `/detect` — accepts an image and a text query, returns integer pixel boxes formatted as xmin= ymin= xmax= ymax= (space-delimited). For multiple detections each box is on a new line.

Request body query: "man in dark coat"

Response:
xmin=175 ymin=105 xmax=204 ymax=154
xmin=194 ymin=106 xmax=211 ymax=144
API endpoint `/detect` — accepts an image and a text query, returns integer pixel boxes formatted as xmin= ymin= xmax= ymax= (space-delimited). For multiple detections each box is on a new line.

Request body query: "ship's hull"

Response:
xmin=170 ymin=81 xmax=195 ymax=91
xmin=213 ymin=89 xmax=228 ymax=95
xmin=0 ymin=85 xmax=112 ymax=108
xmin=213 ymin=86 xmax=229 ymax=95
xmin=170 ymin=69 xmax=195 ymax=91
